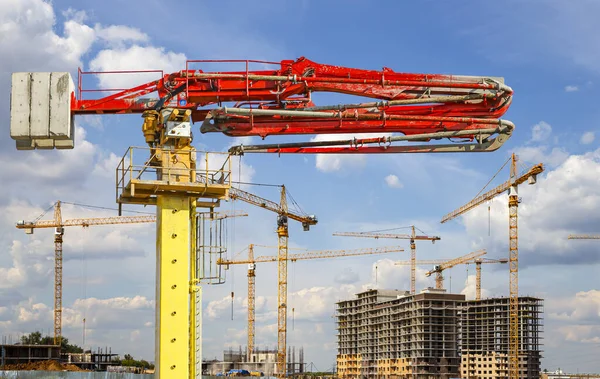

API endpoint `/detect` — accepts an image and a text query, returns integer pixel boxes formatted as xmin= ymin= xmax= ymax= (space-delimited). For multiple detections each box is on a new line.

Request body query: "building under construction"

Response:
xmin=336 ymin=288 xmax=464 ymax=379
xmin=460 ymin=297 xmax=543 ymax=379
xmin=336 ymin=290 xmax=543 ymax=379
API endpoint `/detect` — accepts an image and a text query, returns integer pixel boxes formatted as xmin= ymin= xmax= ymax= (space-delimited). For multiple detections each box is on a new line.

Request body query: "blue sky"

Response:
xmin=1 ymin=0 xmax=600 ymax=373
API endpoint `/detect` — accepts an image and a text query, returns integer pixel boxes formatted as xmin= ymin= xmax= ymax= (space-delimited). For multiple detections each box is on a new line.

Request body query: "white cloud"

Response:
xmin=62 ymin=296 xmax=154 ymax=331
xmin=558 ymin=325 xmax=600 ymax=344
xmin=514 ymin=145 xmax=569 ymax=168
xmin=89 ymin=45 xmax=187 ymax=89
xmin=580 ymin=131 xmax=595 ymax=145
xmin=0 ymin=0 xmax=95 ymax=73
xmin=531 ymin=121 xmax=553 ymax=142
xmin=94 ymin=24 xmax=149 ymax=46
xmin=205 ymin=294 xmax=245 ymax=321
xmin=384 ymin=174 xmax=404 ymax=189
xmin=565 ymin=85 xmax=579 ymax=92
xmin=0 ymin=240 xmax=53 ymax=290
xmin=460 ymin=274 xmax=490 ymax=301
xmin=549 ymin=290 xmax=600 ymax=322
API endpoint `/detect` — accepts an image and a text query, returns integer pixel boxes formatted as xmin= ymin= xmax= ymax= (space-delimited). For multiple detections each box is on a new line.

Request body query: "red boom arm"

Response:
xmin=74 ymin=57 xmax=515 ymax=154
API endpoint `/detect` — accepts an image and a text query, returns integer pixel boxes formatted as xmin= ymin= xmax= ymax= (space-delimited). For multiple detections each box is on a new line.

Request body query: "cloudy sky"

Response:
xmin=1 ymin=0 xmax=600 ymax=373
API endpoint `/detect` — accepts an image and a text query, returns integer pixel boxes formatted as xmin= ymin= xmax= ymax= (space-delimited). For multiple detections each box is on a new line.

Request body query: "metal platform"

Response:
xmin=116 ymin=147 xmax=231 ymax=206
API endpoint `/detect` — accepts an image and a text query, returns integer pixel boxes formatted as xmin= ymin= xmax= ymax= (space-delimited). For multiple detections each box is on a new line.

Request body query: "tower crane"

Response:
xmin=394 ymin=255 xmax=507 ymax=299
xmin=10 ymin=57 xmax=516 ymax=378
xmin=423 ymin=250 xmax=487 ymax=289
xmin=440 ymin=153 xmax=543 ymax=379
xmin=227 ymin=186 xmax=317 ymax=376
xmin=218 ymin=244 xmax=404 ymax=359
xmin=333 ymin=226 xmax=440 ymax=294
xmin=472 ymin=257 xmax=509 ymax=300
xmin=15 ymin=201 xmax=155 ymax=346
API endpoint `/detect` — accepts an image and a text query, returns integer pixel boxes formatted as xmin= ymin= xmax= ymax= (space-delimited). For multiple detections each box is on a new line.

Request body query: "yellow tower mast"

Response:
xmin=277 ymin=186 xmax=289 ymax=377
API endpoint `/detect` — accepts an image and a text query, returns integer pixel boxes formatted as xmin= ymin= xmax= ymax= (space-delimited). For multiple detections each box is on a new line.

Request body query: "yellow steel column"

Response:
xmin=156 ymin=195 xmax=190 ymax=378
xmin=276 ymin=187 xmax=289 ymax=378
xmin=190 ymin=200 xmax=198 ymax=379
xmin=410 ymin=242 xmax=416 ymax=294
xmin=475 ymin=262 xmax=482 ymax=301
xmin=53 ymin=201 xmax=63 ymax=347
xmin=508 ymin=194 xmax=519 ymax=379
xmin=248 ymin=244 xmax=256 ymax=359
xmin=508 ymin=153 xmax=519 ymax=379
xmin=410 ymin=226 xmax=416 ymax=295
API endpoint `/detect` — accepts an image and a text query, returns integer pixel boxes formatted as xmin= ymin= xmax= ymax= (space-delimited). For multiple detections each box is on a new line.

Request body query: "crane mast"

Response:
xmin=277 ymin=187 xmax=289 ymax=377
xmin=54 ymin=202 xmax=63 ymax=346
xmin=247 ymin=245 xmax=256 ymax=358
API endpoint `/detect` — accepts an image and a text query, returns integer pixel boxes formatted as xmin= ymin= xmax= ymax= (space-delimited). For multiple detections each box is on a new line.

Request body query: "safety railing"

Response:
xmin=116 ymin=147 xmax=231 ymax=204
xmin=77 ymin=68 xmax=164 ymax=101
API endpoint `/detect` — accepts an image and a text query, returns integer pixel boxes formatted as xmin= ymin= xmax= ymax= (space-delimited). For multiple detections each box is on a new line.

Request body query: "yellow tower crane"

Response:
xmin=227 ymin=186 xmax=317 ymax=377
xmin=472 ymin=257 xmax=509 ymax=300
xmin=15 ymin=201 xmax=155 ymax=346
xmin=394 ymin=255 xmax=507 ymax=299
xmin=333 ymin=226 xmax=440 ymax=294
xmin=218 ymin=244 xmax=404 ymax=359
xmin=440 ymin=153 xmax=543 ymax=379
xmin=423 ymin=250 xmax=487 ymax=289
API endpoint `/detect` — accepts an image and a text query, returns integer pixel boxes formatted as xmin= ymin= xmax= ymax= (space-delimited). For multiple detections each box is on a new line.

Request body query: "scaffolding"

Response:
xmin=336 ymin=288 xmax=464 ymax=379
xmin=459 ymin=297 xmax=544 ymax=379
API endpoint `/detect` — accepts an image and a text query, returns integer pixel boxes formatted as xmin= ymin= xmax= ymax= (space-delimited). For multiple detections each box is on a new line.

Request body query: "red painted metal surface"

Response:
xmin=74 ymin=57 xmax=514 ymax=153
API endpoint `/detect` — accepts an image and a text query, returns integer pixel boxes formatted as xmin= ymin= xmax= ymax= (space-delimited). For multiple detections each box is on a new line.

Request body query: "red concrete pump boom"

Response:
xmin=28 ymin=57 xmax=516 ymax=154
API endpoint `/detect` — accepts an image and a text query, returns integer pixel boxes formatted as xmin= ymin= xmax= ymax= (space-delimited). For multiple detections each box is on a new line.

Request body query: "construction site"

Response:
xmin=2 ymin=2 xmax=600 ymax=378
xmin=0 ymin=58 xmax=553 ymax=379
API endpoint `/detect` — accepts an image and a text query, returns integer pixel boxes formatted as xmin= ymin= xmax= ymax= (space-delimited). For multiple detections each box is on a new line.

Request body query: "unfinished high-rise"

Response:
xmin=336 ymin=288 xmax=465 ymax=379
xmin=460 ymin=297 xmax=543 ymax=379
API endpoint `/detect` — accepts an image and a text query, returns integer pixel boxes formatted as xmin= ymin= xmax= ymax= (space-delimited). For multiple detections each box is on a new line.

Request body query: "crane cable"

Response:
xmin=32 ymin=203 xmax=57 ymax=223
xmin=61 ymin=201 xmax=154 ymax=215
